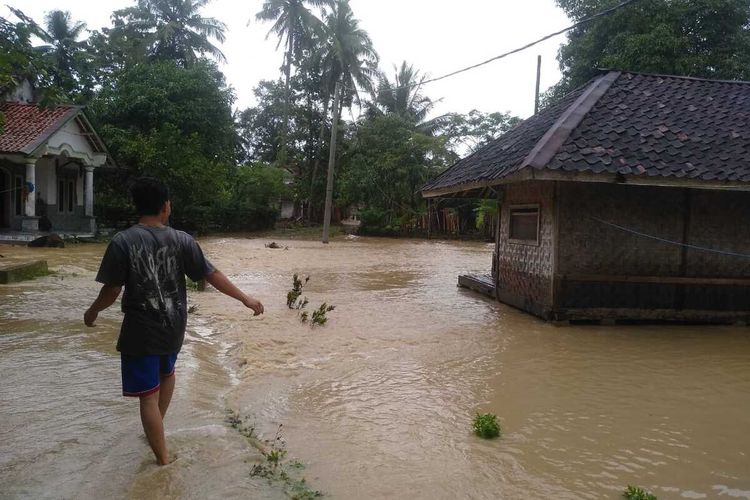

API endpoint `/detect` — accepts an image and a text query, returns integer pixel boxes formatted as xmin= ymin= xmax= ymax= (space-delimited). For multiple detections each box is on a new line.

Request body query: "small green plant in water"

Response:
xmin=226 ymin=409 xmax=323 ymax=497
xmin=286 ymin=274 xmax=336 ymax=328
xmin=311 ymin=303 xmax=335 ymax=327
xmin=225 ymin=408 xmax=256 ymax=439
xmin=623 ymin=485 xmax=657 ymax=500
xmin=287 ymin=274 xmax=309 ymax=308
xmin=472 ymin=413 xmax=501 ymax=439
xmin=187 ymin=278 xmax=206 ymax=291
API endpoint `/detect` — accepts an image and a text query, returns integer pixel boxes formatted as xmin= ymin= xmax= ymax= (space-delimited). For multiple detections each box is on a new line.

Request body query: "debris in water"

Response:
xmin=28 ymin=234 xmax=64 ymax=248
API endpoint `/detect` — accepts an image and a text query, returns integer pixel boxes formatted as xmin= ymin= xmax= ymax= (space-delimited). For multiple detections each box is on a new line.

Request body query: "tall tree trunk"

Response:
xmin=279 ymin=34 xmax=293 ymax=168
xmin=322 ymin=81 xmax=342 ymax=244
xmin=309 ymin=93 xmax=330 ymax=213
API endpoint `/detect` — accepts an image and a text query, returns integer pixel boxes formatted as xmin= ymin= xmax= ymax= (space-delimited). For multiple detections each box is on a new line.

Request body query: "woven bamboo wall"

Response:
xmin=496 ymin=181 xmax=555 ymax=312
xmin=556 ymin=182 xmax=750 ymax=315
xmin=557 ymin=183 xmax=685 ymax=276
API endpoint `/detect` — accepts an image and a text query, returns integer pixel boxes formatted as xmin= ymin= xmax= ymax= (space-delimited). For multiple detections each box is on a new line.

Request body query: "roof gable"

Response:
xmin=423 ymin=71 xmax=750 ymax=197
xmin=0 ymin=102 xmax=80 ymax=155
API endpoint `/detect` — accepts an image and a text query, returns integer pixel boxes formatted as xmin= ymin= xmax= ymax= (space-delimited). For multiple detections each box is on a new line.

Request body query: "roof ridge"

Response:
xmin=0 ymin=101 xmax=80 ymax=108
xmin=602 ymin=68 xmax=750 ymax=85
xmin=521 ymin=71 xmax=621 ymax=170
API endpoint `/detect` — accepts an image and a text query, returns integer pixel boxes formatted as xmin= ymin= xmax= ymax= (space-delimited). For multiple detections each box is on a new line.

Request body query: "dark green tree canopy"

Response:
xmin=550 ymin=0 xmax=750 ymax=99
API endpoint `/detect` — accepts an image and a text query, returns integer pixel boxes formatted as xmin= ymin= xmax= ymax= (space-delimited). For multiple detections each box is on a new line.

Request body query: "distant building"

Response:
xmin=0 ymin=83 xmax=111 ymax=235
xmin=423 ymin=71 xmax=750 ymax=324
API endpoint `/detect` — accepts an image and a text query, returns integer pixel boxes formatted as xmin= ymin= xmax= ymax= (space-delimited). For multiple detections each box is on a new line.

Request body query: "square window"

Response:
xmin=509 ymin=205 xmax=540 ymax=244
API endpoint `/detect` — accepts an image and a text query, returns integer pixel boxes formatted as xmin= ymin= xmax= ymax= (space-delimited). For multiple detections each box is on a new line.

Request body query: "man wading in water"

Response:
xmin=84 ymin=177 xmax=264 ymax=465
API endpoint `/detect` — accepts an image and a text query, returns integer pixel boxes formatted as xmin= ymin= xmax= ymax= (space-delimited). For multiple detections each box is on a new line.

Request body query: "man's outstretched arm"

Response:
xmin=84 ymin=285 xmax=122 ymax=326
xmin=205 ymin=270 xmax=264 ymax=316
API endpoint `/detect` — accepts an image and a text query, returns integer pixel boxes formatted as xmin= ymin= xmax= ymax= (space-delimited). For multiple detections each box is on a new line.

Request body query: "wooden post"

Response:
xmin=675 ymin=188 xmax=692 ymax=310
xmin=322 ymin=80 xmax=342 ymax=244
xmin=427 ymin=198 xmax=432 ymax=239
xmin=534 ymin=55 xmax=542 ymax=115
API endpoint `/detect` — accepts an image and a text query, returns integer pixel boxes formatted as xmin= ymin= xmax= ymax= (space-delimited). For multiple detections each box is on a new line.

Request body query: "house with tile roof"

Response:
xmin=0 ymin=85 xmax=110 ymax=236
xmin=422 ymin=71 xmax=750 ymax=324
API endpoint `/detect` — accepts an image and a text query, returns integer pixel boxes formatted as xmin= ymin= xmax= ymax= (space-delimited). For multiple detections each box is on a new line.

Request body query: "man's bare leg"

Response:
xmin=158 ymin=374 xmax=175 ymax=418
xmin=140 ymin=391 xmax=170 ymax=465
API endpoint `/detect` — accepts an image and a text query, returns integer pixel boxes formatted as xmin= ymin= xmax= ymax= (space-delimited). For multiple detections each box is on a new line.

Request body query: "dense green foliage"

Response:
xmin=472 ymin=413 xmax=501 ymax=439
xmin=623 ymin=485 xmax=657 ymax=500
xmin=1 ymin=0 xmax=526 ymax=235
xmin=548 ymin=0 xmax=750 ymax=100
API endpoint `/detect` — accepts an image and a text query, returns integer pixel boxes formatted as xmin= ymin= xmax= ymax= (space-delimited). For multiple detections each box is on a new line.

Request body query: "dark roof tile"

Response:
xmin=423 ymin=71 xmax=750 ymax=195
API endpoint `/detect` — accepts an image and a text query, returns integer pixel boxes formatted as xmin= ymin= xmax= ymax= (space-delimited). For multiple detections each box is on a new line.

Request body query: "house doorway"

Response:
xmin=0 ymin=169 xmax=8 ymax=228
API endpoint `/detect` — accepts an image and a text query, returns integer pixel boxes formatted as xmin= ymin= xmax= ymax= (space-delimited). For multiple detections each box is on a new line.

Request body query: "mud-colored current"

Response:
xmin=1 ymin=236 xmax=749 ymax=499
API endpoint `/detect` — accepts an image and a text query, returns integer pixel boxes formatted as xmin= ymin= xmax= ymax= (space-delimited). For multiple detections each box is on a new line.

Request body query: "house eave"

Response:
xmin=422 ymin=168 xmax=750 ymax=197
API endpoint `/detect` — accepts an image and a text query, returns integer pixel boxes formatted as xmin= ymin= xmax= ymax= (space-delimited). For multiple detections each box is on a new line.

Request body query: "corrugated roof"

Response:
xmin=0 ymin=102 xmax=79 ymax=155
xmin=422 ymin=71 xmax=750 ymax=196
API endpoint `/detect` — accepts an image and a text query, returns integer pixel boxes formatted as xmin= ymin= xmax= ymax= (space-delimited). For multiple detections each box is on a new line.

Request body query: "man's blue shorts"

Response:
xmin=121 ymin=353 xmax=178 ymax=397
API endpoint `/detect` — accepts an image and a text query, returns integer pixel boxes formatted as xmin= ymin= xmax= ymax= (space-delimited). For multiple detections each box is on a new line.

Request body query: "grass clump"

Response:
xmin=226 ymin=412 xmax=323 ymax=499
xmin=623 ymin=485 xmax=657 ymax=500
xmin=472 ymin=413 xmax=501 ymax=439
xmin=225 ymin=408 xmax=256 ymax=439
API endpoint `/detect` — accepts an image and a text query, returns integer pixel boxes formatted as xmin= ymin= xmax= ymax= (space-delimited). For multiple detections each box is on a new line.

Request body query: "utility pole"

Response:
xmin=534 ymin=55 xmax=542 ymax=115
xmin=322 ymin=80 xmax=342 ymax=244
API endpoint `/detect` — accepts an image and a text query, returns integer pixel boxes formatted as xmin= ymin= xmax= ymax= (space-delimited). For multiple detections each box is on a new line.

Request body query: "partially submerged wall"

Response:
xmin=495 ymin=181 xmax=555 ymax=318
xmin=555 ymin=183 xmax=750 ymax=319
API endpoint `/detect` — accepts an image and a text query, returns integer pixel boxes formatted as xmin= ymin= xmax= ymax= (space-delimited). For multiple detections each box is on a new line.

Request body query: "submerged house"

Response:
xmin=422 ymin=71 xmax=750 ymax=323
xmin=0 ymin=85 xmax=110 ymax=236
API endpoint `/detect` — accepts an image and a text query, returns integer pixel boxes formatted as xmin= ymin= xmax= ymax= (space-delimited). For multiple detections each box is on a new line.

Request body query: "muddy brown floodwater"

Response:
xmin=1 ymin=235 xmax=749 ymax=499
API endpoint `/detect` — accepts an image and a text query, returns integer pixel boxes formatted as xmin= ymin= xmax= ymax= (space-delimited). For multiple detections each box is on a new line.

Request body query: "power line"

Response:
xmin=392 ymin=0 xmax=640 ymax=92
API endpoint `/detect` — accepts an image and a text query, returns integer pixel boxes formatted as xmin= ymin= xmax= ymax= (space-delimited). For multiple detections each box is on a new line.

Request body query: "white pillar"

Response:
xmin=84 ymin=166 xmax=94 ymax=217
xmin=25 ymin=159 xmax=36 ymax=217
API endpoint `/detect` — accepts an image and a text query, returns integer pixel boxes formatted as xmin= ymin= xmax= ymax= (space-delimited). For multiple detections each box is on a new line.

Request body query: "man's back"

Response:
xmin=96 ymin=224 xmax=213 ymax=355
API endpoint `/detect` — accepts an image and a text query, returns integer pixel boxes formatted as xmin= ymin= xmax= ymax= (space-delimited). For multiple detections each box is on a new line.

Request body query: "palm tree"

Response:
xmin=113 ymin=0 xmax=227 ymax=65
xmin=319 ymin=0 xmax=377 ymax=107
xmin=37 ymin=11 xmax=87 ymax=92
xmin=255 ymin=0 xmax=329 ymax=167
xmin=319 ymin=0 xmax=378 ymax=242
xmin=369 ymin=61 xmax=446 ymax=134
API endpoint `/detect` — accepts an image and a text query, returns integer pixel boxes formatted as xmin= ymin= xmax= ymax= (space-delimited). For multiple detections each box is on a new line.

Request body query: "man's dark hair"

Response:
xmin=130 ymin=177 xmax=170 ymax=216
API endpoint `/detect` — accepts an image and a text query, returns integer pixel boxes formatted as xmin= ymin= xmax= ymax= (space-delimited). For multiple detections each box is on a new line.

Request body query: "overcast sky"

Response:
xmin=11 ymin=0 xmax=570 ymax=120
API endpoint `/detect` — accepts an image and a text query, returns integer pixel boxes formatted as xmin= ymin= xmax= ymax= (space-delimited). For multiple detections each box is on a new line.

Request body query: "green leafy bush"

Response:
xmin=311 ymin=303 xmax=335 ymax=326
xmin=472 ymin=413 xmax=501 ymax=439
xmin=623 ymin=485 xmax=657 ymax=500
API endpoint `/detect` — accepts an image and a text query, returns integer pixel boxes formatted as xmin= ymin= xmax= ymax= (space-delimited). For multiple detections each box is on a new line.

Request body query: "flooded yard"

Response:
xmin=1 ymin=235 xmax=749 ymax=499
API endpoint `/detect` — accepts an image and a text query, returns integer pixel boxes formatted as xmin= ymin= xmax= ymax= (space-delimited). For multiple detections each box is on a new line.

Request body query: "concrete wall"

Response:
xmin=495 ymin=181 xmax=555 ymax=317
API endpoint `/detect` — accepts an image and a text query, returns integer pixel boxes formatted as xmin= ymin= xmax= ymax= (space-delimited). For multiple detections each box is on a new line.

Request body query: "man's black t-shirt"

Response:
xmin=95 ymin=224 xmax=215 ymax=355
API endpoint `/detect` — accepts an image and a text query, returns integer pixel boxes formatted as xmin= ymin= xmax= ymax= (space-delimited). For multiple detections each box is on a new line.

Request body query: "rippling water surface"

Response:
xmin=1 ymin=236 xmax=749 ymax=499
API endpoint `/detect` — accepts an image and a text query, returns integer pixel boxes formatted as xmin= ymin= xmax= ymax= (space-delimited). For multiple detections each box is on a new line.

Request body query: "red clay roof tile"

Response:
xmin=0 ymin=102 xmax=79 ymax=155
